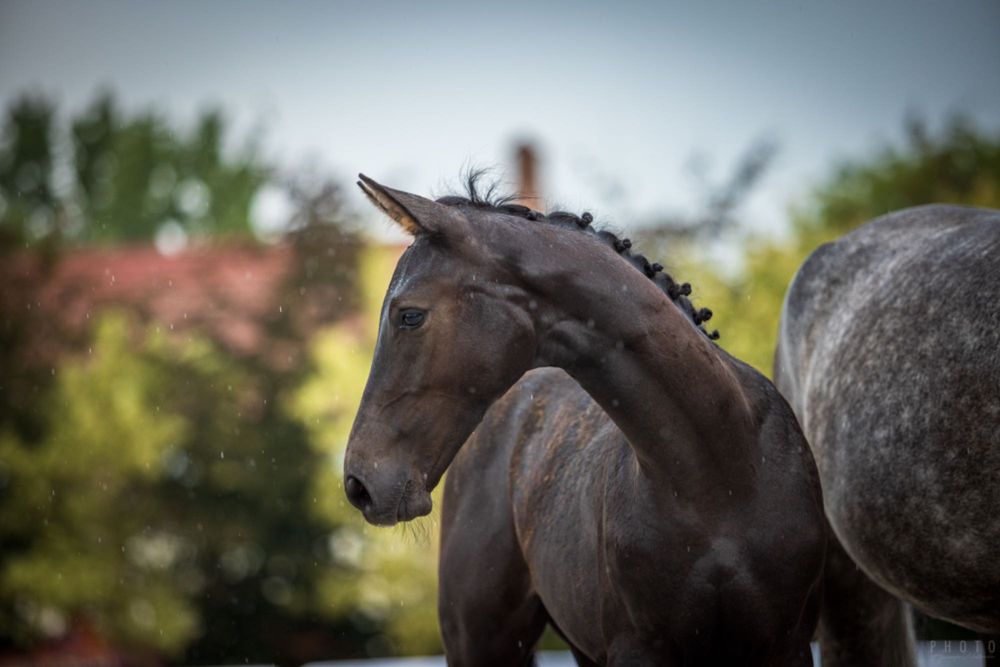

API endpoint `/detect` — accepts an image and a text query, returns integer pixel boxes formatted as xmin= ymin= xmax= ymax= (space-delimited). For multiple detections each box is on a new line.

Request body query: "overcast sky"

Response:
xmin=2 ymin=0 xmax=999 ymax=239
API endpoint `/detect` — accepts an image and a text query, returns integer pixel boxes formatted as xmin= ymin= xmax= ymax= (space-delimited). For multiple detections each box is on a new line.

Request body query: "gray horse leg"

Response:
xmin=819 ymin=530 xmax=916 ymax=667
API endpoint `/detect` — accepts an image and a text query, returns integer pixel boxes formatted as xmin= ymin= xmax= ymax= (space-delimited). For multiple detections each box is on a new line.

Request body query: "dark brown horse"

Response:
xmin=343 ymin=174 xmax=826 ymax=666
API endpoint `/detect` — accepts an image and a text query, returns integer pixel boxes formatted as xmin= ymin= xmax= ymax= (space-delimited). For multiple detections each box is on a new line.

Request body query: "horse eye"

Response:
xmin=399 ymin=309 xmax=425 ymax=330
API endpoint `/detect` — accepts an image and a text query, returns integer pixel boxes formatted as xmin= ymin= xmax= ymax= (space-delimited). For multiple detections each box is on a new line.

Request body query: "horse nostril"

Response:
xmin=345 ymin=475 xmax=373 ymax=511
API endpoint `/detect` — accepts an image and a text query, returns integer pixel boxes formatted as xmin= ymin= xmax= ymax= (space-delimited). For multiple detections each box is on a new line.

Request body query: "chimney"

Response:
xmin=513 ymin=142 xmax=542 ymax=210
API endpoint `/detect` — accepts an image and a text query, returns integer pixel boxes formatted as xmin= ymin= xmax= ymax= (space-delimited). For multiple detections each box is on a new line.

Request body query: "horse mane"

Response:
xmin=436 ymin=170 xmax=720 ymax=341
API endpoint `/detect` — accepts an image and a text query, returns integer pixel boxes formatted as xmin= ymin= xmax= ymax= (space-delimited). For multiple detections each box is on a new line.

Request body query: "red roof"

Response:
xmin=0 ymin=619 xmax=129 ymax=667
xmin=2 ymin=241 xmax=340 ymax=370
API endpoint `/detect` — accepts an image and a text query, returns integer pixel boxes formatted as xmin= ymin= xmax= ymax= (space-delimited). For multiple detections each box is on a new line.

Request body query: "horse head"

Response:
xmin=343 ymin=175 xmax=537 ymax=525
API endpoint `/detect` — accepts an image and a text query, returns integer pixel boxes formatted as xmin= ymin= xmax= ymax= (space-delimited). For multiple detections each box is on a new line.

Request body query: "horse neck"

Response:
xmin=517 ymin=230 xmax=760 ymax=502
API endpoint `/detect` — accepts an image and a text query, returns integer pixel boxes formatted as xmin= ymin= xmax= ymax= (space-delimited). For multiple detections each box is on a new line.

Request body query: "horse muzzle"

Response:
xmin=344 ymin=470 xmax=432 ymax=526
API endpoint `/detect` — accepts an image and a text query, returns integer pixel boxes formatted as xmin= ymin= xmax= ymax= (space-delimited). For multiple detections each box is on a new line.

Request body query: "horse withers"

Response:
xmin=344 ymin=174 xmax=826 ymax=666
xmin=775 ymin=204 xmax=1000 ymax=667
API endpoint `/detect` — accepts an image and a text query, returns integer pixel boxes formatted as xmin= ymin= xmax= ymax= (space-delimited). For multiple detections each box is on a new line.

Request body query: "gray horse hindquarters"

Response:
xmin=775 ymin=204 xmax=1000 ymax=634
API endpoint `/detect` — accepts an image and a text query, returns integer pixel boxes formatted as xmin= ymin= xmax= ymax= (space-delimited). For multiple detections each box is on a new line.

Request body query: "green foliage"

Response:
xmin=0 ymin=315 xmax=195 ymax=652
xmin=703 ymin=115 xmax=1000 ymax=375
xmin=796 ymin=115 xmax=1000 ymax=239
xmin=0 ymin=95 xmax=57 ymax=247
xmin=0 ymin=92 xmax=266 ymax=247
xmin=0 ymin=312 xmax=348 ymax=663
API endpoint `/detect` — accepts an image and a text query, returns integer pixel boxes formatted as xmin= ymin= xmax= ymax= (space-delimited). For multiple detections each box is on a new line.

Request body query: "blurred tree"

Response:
xmin=0 ymin=89 xmax=370 ymax=664
xmin=0 ymin=315 xmax=200 ymax=655
xmin=0 ymin=309 xmax=363 ymax=665
xmin=0 ymin=95 xmax=57 ymax=248
xmin=71 ymin=97 xmax=265 ymax=242
xmin=0 ymin=91 xmax=266 ymax=248
xmin=696 ymin=114 xmax=1000 ymax=375
xmin=283 ymin=170 xmax=366 ymax=315
xmin=643 ymin=136 xmax=779 ymax=244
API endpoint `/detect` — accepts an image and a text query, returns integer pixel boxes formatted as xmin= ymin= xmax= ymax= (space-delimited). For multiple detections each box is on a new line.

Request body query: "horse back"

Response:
xmin=777 ymin=203 xmax=1000 ymax=440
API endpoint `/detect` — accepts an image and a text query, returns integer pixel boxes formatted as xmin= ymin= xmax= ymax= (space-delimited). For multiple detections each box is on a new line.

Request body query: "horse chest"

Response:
xmin=604 ymin=519 xmax=754 ymax=628
xmin=528 ymin=500 xmax=767 ymax=658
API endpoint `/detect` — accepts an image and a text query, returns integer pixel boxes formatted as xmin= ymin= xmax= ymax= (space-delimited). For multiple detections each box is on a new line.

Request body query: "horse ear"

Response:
xmin=357 ymin=173 xmax=466 ymax=238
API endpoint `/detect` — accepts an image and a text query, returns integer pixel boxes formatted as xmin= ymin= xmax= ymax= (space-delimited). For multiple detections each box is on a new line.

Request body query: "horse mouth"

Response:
xmin=361 ymin=485 xmax=432 ymax=527
xmin=396 ymin=494 xmax=434 ymax=521
xmin=395 ymin=484 xmax=433 ymax=524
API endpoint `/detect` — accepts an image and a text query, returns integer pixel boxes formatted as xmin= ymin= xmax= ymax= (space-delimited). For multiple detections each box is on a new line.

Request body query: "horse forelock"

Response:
xmin=436 ymin=169 xmax=721 ymax=341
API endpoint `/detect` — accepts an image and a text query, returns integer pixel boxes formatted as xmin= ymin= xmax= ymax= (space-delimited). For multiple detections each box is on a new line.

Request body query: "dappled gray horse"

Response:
xmin=775 ymin=205 xmax=1000 ymax=666
xmin=343 ymin=175 xmax=826 ymax=666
